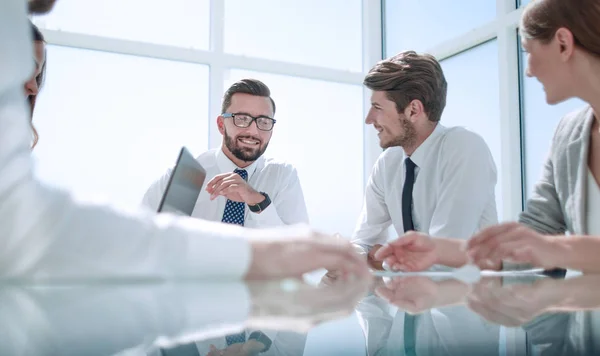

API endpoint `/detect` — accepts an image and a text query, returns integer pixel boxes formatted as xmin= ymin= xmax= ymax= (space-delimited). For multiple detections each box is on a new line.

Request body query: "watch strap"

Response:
xmin=248 ymin=331 xmax=272 ymax=352
xmin=248 ymin=192 xmax=270 ymax=212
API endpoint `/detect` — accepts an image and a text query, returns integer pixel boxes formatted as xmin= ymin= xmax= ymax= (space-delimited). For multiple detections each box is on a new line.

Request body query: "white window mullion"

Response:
xmin=208 ymin=0 xmax=226 ymax=150
xmin=497 ymin=1 xmax=524 ymax=221
xmin=362 ymin=0 xmax=383 ymax=188
xmin=427 ymin=21 xmax=498 ymax=61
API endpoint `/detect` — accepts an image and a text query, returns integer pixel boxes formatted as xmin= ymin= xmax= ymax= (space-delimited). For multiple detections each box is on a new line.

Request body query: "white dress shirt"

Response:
xmin=142 ymin=148 xmax=309 ymax=228
xmin=0 ymin=0 xmax=312 ymax=280
xmin=352 ymin=124 xmax=498 ymax=249
xmin=587 ymin=170 xmax=600 ymax=235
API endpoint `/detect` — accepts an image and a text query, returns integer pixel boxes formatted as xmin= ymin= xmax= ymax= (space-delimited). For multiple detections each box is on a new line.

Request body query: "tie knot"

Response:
xmin=235 ymin=168 xmax=248 ymax=181
xmin=405 ymin=158 xmax=416 ymax=172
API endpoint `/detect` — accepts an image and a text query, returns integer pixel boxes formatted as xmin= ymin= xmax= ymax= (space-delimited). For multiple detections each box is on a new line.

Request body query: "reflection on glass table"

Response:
xmin=358 ymin=276 xmax=501 ymax=356
xmin=358 ymin=273 xmax=600 ymax=355
xmin=0 ymin=278 xmax=369 ymax=356
xmin=6 ymin=273 xmax=600 ymax=355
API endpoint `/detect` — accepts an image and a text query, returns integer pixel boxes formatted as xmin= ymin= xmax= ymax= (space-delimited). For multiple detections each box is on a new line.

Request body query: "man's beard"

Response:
xmin=224 ymin=127 xmax=268 ymax=162
xmin=382 ymin=117 xmax=417 ymax=149
xmin=28 ymin=0 xmax=57 ymax=14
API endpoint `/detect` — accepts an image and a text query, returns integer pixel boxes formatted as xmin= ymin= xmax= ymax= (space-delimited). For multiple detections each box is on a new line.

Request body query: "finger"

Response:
xmin=373 ymin=244 xmax=395 ymax=261
xmin=218 ymin=184 xmax=244 ymax=198
xmin=508 ymin=245 xmax=540 ymax=265
xmin=208 ymin=174 xmax=240 ymax=194
xmin=470 ymin=226 xmax=530 ymax=266
xmin=205 ymin=173 xmax=233 ymax=193
xmin=211 ymin=179 xmax=239 ymax=199
xmin=383 ymin=256 xmax=400 ymax=270
xmin=393 ymin=261 xmax=419 ymax=272
xmin=391 ymin=232 xmax=422 ymax=246
xmin=374 ymin=235 xmax=418 ymax=261
xmin=468 ymin=224 xmax=524 ymax=264
xmin=484 ymin=240 xmax=530 ymax=266
xmin=374 ymin=285 xmax=395 ymax=301
xmin=321 ymin=247 xmax=370 ymax=278
xmin=310 ymin=238 xmax=371 ymax=278
xmin=386 ymin=276 xmax=410 ymax=288
xmin=467 ymin=222 xmax=521 ymax=249
xmin=469 ymin=283 xmax=528 ymax=323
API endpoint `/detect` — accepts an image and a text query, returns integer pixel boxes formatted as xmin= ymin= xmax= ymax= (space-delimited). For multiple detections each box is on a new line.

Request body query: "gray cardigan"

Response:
xmin=519 ymin=105 xmax=595 ymax=235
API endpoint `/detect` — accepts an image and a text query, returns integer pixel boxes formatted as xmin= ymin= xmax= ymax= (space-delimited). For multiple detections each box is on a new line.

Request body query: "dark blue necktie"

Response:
xmin=402 ymin=158 xmax=416 ymax=232
xmin=221 ymin=169 xmax=248 ymax=345
xmin=225 ymin=332 xmax=246 ymax=346
xmin=221 ymin=169 xmax=248 ymax=226
xmin=402 ymin=157 xmax=417 ymax=356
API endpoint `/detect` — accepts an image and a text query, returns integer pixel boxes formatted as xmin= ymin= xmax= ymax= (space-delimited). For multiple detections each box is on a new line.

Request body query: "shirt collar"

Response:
xmin=216 ymin=147 xmax=260 ymax=177
xmin=405 ymin=123 xmax=446 ymax=168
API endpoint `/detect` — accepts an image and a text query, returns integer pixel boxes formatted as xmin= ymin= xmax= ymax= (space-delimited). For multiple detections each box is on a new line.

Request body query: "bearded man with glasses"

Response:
xmin=143 ymin=78 xmax=309 ymax=228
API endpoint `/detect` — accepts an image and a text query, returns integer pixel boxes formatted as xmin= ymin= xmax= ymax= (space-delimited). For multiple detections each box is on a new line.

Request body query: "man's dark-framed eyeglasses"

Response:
xmin=222 ymin=112 xmax=276 ymax=131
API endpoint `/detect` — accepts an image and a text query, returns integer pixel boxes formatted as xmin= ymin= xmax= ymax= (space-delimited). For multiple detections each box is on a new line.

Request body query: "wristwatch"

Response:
xmin=248 ymin=192 xmax=271 ymax=213
xmin=248 ymin=331 xmax=272 ymax=352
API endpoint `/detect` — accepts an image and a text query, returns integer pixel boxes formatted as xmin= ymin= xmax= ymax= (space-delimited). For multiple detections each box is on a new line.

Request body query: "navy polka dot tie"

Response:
xmin=226 ymin=332 xmax=246 ymax=346
xmin=222 ymin=169 xmax=248 ymax=346
xmin=221 ymin=169 xmax=248 ymax=226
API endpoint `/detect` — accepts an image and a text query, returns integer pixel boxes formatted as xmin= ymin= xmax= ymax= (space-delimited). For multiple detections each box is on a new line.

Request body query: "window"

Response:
xmin=518 ymin=0 xmax=531 ymax=6
xmin=223 ymin=0 xmax=363 ymax=71
xmin=33 ymin=46 xmax=210 ymax=208
xmin=36 ymin=0 xmax=210 ymax=49
xmin=384 ymin=0 xmax=496 ymax=56
xmin=519 ymin=49 xmax=585 ymax=199
xmin=440 ymin=40 xmax=503 ymax=219
xmin=224 ymin=70 xmax=364 ymax=236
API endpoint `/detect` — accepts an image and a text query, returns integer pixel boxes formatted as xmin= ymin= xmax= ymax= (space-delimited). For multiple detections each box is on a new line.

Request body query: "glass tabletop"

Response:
xmin=2 ymin=271 xmax=599 ymax=355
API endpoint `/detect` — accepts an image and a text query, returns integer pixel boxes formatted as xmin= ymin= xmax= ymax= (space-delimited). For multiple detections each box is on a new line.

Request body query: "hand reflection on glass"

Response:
xmin=248 ymin=276 xmax=372 ymax=332
xmin=206 ymin=339 xmax=265 ymax=356
xmin=373 ymin=276 xmax=470 ymax=314
xmin=467 ymin=275 xmax=600 ymax=326
xmin=466 ymin=276 xmax=578 ymax=327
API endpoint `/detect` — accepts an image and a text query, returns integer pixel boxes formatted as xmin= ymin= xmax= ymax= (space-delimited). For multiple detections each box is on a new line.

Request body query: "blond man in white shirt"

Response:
xmin=0 ymin=0 xmax=368 ymax=281
xmin=142 ymin=79 xmax=308 ymax=228
xmin=351 ymin=51 xmax=498 ymax=272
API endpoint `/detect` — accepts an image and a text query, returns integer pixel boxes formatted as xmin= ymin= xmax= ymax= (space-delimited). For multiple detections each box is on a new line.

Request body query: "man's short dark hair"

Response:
xmin=364 ymin=51 xmax=447 ymax=122
xmin=221 ymin=79 xmax=276 ymax=115
xmin=28 ymin=0 xmax=57 ymax=14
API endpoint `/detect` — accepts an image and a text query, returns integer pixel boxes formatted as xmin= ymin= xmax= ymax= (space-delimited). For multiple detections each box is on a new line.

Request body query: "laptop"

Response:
xmin=157 ymin=147 xmax=206 ymax=216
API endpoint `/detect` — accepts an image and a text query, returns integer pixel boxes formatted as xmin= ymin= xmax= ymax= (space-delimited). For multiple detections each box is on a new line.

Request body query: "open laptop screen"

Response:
xmin=157 ymin=147 xmax=206 ymax=216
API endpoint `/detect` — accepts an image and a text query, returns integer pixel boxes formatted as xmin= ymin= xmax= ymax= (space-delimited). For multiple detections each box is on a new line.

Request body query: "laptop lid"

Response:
xmin=157 ymin=147 xmax=206 ymax=216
